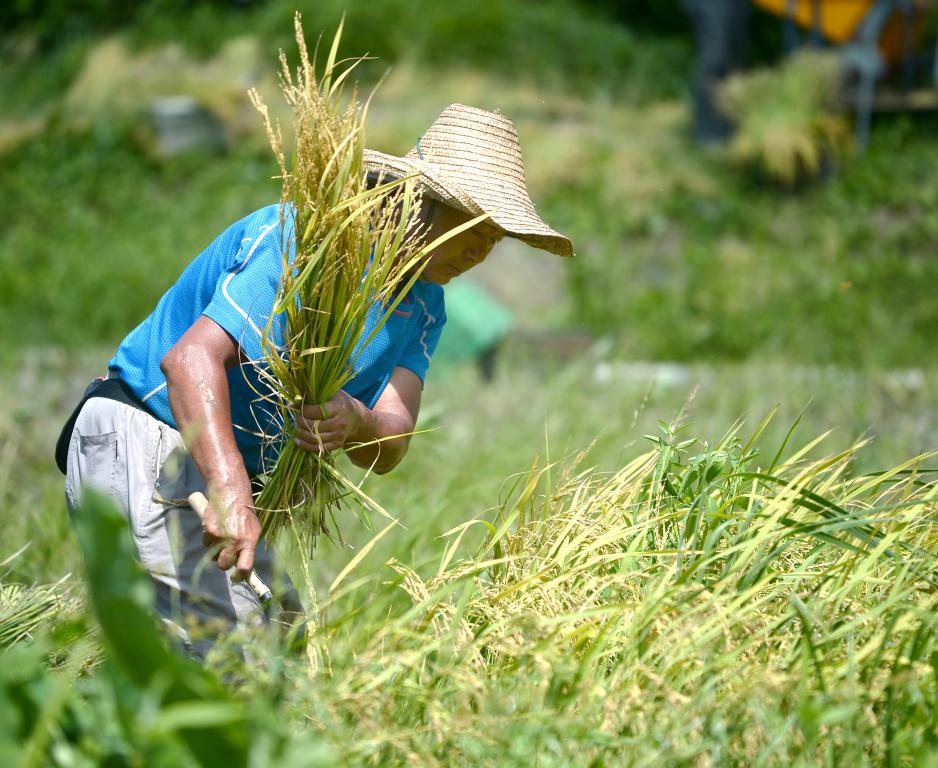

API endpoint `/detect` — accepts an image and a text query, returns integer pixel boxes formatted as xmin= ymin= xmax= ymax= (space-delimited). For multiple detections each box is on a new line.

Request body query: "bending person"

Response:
xmin=58 ymin=104 xmax=574 ymax=653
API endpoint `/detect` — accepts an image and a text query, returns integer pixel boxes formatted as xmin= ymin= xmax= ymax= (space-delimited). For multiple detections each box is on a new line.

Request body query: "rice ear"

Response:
xmin=250 ymin=20 xmax=435 ymax=553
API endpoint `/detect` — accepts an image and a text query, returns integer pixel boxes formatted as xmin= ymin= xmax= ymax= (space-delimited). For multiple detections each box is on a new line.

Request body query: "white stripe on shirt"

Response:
xmin=414 ymin=295 xmax=436 ymax=367
xmin=221 ymin=222 xmax=279 ymax=342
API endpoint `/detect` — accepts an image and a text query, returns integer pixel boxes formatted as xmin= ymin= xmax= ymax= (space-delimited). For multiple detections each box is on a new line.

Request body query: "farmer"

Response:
xmin=58 ymin=104 xmax=573 ymax=650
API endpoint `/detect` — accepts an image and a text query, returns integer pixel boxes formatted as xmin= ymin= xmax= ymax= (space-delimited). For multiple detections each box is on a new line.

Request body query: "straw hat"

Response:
xmin=363 ymin=104 xmax=574 ymax=258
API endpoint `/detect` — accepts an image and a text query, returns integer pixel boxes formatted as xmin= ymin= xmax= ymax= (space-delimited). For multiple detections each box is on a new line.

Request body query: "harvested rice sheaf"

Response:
xmin=248 ymin=17 xmax=474 ymax=551
xmin=719 ymin=50 xmax=851 ymax=186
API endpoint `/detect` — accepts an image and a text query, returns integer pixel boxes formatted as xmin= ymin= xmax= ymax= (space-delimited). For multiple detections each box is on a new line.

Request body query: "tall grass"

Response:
xmin=293 ymin=419 xmax=938 ymax=764
xmin=0 ymin=578 xmax=74 ymax=647
xmin=3 ymin=411 xmax=937 ymax=764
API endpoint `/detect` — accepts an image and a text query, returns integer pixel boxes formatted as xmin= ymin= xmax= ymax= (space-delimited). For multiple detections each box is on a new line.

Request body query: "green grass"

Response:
xmin=2 ymin=0 xmax=689 ymax=113
xmin=5 ymin=345 xmax=938 ymax=584
xmin=0 ymin=136 xmax=278 ymax=350
xmin=555 ymin=115 xmax=938 ymax=366
xmin=3 ymin=345 xmax=937 ymax=766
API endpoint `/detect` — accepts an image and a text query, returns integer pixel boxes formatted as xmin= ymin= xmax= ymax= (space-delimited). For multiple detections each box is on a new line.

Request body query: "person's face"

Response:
xmin=417 ymin=201 xmax=505 ymax=285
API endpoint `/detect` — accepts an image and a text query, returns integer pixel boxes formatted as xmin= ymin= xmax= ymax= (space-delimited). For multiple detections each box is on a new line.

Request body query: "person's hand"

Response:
xmin=296 ymin=391 xmax=368 ymax=454
xmin=201 ymin=491 xmax=261 ymax=579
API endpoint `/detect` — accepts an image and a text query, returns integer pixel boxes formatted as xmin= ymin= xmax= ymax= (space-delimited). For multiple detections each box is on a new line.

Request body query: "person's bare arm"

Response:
xmin=160 ymin=315 xmax=260 ymax=578
xmin=295 ymin=366 xmax=422 ymax=474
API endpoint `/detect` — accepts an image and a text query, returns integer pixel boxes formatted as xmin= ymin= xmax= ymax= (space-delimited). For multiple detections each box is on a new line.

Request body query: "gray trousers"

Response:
xmin=64 ymin=398 xmax=296 ymax=654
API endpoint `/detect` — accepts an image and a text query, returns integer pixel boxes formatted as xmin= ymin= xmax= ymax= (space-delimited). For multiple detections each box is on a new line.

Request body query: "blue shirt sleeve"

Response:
xmin=397 ymin=287 xmax=447 ymax=382
xmin=201 ymin=213 xmax=286 ymax=362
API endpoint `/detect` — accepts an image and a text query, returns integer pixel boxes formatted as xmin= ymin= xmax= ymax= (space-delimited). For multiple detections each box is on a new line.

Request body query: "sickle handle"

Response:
xmin=188 ymin=491 xmax=273 ymax=604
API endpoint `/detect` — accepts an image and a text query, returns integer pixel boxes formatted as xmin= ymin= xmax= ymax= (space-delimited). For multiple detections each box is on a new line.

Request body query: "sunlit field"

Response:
xmin=2 ymin=1 xmax=937 ymax=765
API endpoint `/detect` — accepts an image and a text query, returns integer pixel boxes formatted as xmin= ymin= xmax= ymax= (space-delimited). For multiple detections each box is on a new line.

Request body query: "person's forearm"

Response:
xmin=344 ymin=400 xmax=412 ymax=474
xmin=161 ymin=344 xmax=252 ymax=504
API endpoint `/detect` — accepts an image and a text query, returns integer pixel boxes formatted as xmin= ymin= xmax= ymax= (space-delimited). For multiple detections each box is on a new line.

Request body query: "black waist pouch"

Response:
xmin=55 ymin=376 xmax=156 ymax=475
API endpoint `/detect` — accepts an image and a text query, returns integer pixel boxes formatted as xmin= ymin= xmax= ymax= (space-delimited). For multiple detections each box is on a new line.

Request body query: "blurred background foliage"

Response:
xmin=2 ymin=0 xmax=936 ymax=366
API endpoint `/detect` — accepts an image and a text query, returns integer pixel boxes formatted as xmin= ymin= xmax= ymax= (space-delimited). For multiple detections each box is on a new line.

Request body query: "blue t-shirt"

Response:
xmin=109 ymin=204 xmax=446 ymax=474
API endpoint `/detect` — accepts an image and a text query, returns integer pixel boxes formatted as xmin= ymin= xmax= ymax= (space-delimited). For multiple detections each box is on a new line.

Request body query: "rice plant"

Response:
xmin=719 ymin=50 xmax=852 ymax=187
xmin=6 ymin=412 xmax=938 ymax=765
xmin=292 ymin=418 xmax=938 ymax=765
xmin=0 ymin=578 xmax=73 ymax=647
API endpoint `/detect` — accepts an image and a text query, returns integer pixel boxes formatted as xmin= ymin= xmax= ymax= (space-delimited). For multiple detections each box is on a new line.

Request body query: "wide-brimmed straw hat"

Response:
xmin=363 ymin=103 xmax=574 ymax=258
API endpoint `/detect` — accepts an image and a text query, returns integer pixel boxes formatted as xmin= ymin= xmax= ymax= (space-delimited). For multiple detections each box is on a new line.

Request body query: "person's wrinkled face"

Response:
xmin=418 ymin=201 xmax=505 ymax=285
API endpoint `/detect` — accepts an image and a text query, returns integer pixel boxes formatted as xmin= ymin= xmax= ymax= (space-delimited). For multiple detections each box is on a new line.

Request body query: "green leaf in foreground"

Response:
xmin=71 ymin=489 xmax=330 ymax=768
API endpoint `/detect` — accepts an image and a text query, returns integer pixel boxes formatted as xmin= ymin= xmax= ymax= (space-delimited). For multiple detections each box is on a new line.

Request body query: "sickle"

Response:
xmin=188 ymin=491 xmax=273 ymax=604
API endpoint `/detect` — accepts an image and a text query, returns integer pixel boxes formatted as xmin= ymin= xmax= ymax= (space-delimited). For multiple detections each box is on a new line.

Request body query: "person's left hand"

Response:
xmin=295 ymin=390 xmax=367 ymax=454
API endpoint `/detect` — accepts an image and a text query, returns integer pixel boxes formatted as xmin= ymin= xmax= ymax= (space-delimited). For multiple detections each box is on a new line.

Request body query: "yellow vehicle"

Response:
xmin=752 ymin=0 xmax=937 ymax=146
xmin=753 ymin=0 xmax=931 ymax=63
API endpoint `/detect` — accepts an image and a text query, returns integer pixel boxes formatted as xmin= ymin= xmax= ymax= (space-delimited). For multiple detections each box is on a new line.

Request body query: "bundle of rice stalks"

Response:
xmin=306 ymin=417 xmax=938 ymax=764
xmin=719 ymin=51 xmax=851 ymax=187
xmin=0 ymin=578 xmax=74 ymax=647
xmin=249 ymin=17 xmax=481 ymax=552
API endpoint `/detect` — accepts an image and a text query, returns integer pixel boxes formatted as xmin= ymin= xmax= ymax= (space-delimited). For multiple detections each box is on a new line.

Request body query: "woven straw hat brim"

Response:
xmin=363 ymin=104 xmax=573 ymax=258
xmin=364 ymin=151 xmax=573 ymax=258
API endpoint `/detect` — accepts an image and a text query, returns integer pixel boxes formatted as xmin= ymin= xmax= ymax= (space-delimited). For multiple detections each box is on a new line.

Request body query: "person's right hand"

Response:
xmin=162 ymin=316 xmax=263 ymax=582
xmin=201 ymin=493 xmax=261 ymax=580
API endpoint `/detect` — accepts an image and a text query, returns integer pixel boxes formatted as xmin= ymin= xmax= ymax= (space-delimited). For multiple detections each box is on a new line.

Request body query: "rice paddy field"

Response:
xmin=2 ymin=1 xmax=938 ymax=765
